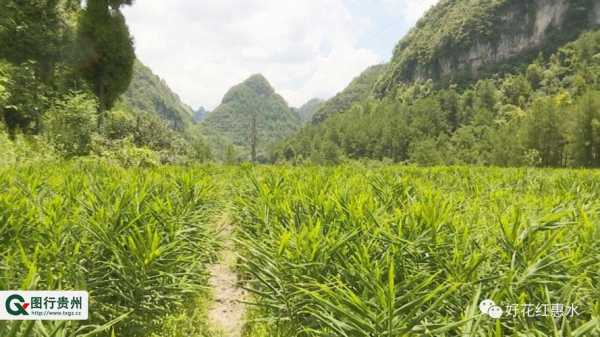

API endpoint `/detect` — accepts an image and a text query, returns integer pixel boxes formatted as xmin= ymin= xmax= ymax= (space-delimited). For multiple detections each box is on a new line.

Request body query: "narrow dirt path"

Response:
xmin=208 ymin=213 xmax=247 ymax=337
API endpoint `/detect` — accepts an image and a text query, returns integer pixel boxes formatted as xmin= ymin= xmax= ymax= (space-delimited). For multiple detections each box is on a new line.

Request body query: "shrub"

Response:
xmin=0 ymin=127 xmax=57 ymax=165
xmin=44 ymin=91 xmax=98 ymax=157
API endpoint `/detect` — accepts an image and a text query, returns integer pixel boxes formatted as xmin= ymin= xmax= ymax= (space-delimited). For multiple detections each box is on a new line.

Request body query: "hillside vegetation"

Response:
xmin=121 ymin=60 xmax=194 ymax=131
xmin=375 ymin=0 xmax=600 ymax=95
xmin=296 ymin=98 xmax=324 ymax=123
xmin=273 ymin=26 xmax=600 ymax=168
xmin=312 ymin=64 xmax=387 ymax=123
xmin=200 ymin=74 xmax=301 ymax=162
xmin=193 ymin=106 xmax=208 ymax=123
xmin=0 ymin=0 xmax=212 ymax=166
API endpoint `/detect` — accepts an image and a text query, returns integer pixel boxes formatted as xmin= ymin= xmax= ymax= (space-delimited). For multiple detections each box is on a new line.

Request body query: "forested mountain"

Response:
xmin=375 ymin=0 xmax=600 ymax=95
xmin=312 ymin=64 xmax=387 ymax=123
xmin=272 ymin=1 xmax=600 ymax=168
xmin=193 ymin=106 xmax=208 ymax=123
xmin=200 ymin=74 xmax=301 ymax=161
xmin=296 ymin=98 xmax=324 ymax=123
xmin=120 ymin=60 xmax=194 ymax=131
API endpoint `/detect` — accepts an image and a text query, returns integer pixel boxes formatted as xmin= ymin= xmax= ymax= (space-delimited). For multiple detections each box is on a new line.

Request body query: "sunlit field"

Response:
xmin=1 ymin=163 xmax=599 ymax=336
xmin=235 ymin=166 xmax=600 ymax=336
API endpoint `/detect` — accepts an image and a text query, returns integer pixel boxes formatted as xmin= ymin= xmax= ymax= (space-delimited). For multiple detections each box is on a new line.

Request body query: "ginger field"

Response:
xmin=1 ymin=163 xmax=599 ymax=337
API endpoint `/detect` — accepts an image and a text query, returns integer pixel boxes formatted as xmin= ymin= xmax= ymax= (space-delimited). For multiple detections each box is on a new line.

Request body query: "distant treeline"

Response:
xmin=272 ymin=31 xmax=600 ymax=168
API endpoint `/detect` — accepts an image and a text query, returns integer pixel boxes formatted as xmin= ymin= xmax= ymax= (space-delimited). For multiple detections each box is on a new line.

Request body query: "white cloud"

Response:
xmin=123 ymin=0 xmax=382 ymax=110
xmin=123 ymin=1 xmax=440 ymax=110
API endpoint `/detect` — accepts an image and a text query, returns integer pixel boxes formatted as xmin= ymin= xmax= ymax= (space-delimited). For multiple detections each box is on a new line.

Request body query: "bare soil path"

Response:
xmin=208 ymin=213 xmax=247 ymax=337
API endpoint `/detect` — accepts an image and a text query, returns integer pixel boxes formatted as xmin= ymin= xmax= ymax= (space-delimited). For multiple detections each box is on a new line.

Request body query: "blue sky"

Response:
xmin=123 ymin=0 xmax=438 ymax=110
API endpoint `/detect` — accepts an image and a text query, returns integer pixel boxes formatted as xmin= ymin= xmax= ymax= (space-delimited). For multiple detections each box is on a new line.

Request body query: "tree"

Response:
xmin=44 ymin=92 xmax=98 ymax=157
xmin=250 ymin=109 xmax=258 ymax=162
xmin=133 ymin=113 xmax=176 ymax=151
xmin=439 ymin=88 xmax=461 ymax=131
xmin=488 ymin=105 xmax=527 ymax=166
xmin=501 ymin=75 xmax=532 ymax=108
xmin=76 ymin=0 xmax=135 ymax=114
xmin=0 ymin=0 xmax=67 ymax=82
xmin=0 ymin=61 xmax=8 ymax=106
xmin=321 ymin=139 xmax=342 ymax=165
xmin=224 ymin=144 xmax=238 ymax=165
xmin=526 ymin=62 xmax=544 ymax=90
xmin=409 ymin=137 xmax=447 ymax=166
xmin=0 ymin=62 xmax=48 ymax=135
xmin=189 ymin=136 xmax=212 ymax=163
xmin=572 ymin=91 xmax=600 ymax=167
xmin=523 ymin=97 xmax=567 ymax=167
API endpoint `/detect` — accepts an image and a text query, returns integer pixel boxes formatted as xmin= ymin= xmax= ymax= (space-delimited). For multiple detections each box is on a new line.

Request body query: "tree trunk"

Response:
xmin=250 ymin=111 xmax=257 ymax=163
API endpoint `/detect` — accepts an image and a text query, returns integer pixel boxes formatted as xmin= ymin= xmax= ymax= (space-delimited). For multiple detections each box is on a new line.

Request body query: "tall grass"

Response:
xmin=0 ymin=162 xmax=221 ymax=337
xmin=235 ymin=166 xmax=600 ymax=336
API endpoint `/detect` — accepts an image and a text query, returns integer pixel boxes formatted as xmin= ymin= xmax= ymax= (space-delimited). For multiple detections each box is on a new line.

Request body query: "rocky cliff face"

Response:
xmin=376 ymin=0 xmax=600 ymax=96
xmin=436 ymin=0 xmax=600 ymax=79
xmin=435 ymin=0 xmax=569 ymax=78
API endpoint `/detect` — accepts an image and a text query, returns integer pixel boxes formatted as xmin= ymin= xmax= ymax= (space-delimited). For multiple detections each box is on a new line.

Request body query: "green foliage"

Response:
xmin=236 ymin=166 xmax=600 ymax=336
xmin=120 ymin=61 xmax=194 ymax=131
xmin=522 ymin=95 xmax=568 ymax=167
xmin=296 ymin=98 xmax=323 ymax=123
xmin=0 ymin=0 xmax=72 ymax=81
xmin=0 ymin=61 xmax=8 ymax=106
xmin=101 ymin=107 xmax=136 ymax=140
xmin=130 ymin=112 xmax=180 ymax=151
xmin=93 ymin=108 xmax=212 ymax=166
xmin=409 ymin=137 xmax=447 ymax=166
xmin=200 ymin=74 xmax=301 ymax=161
xmin=99 ymin=137 xmax=161 ymax=168
xmin=0 ymin=61 xmax=49 ymax=134
xmin=312 ymin=64 xmax=387 ymax=123
xmin=0 ymin=163 xmax=220 ymax=336
xmin=223 ymin=144 xmax=238 ymax=165
xmin=0 ymin=128 xmax=57 ymax=165
xmin=0 ymin=0 xmax=196 ymax=164
xmin=76 ymin=0 xmax=135 ymax=111
xmin=572 ymin=91 xmax=600 ymax=167
xmin=44 ymin=91 xmax=98 ymax=157
xmin=188 ymin=136 xmax=213 ymax=163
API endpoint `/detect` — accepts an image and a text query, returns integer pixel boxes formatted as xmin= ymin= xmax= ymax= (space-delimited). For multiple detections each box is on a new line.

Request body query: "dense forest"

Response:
xmin=0 ymin=0 xmax=211 ymax=167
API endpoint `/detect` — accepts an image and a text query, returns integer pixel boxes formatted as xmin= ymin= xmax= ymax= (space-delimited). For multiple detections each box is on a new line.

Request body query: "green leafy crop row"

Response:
xmin=0 ymin=163 xmax=222 ymax=337
xmin=235 ymin=165 xmax=600 ymax=336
